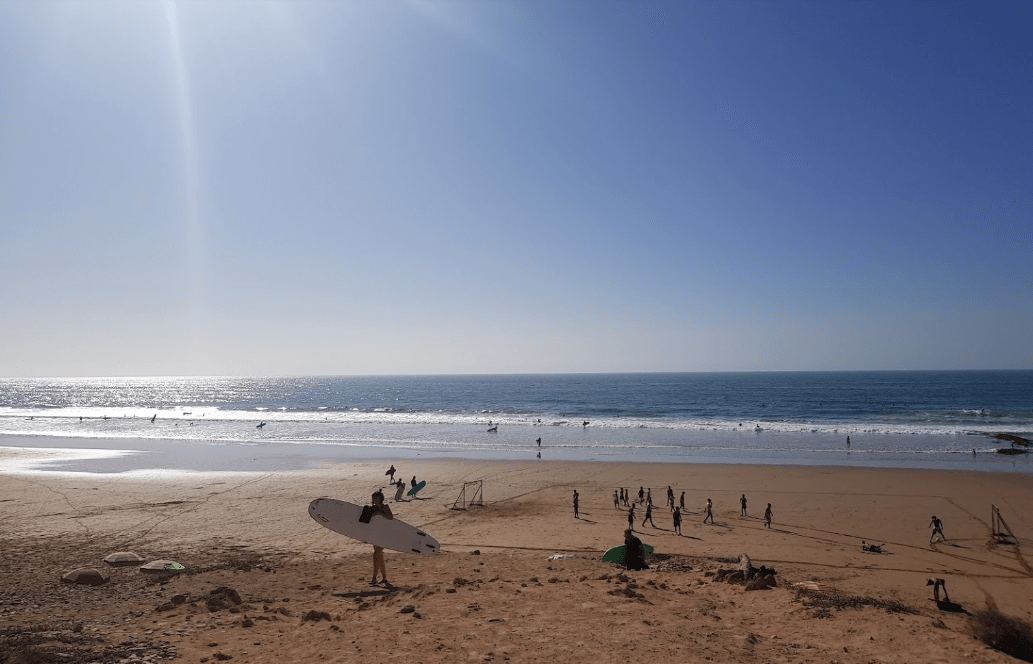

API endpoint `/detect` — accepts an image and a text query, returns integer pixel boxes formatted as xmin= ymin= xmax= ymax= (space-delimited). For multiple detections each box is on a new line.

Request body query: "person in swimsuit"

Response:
xmin=368 ymin=490 xmax=394 ymax=585
xmin=929 ymin=516 xmax=946 ymax=543
xmin=642 ymin=501 xmax=656 ymax=528
xmin=764 ymin=503 xmax=772 ymax=528
xmin=673 ymin=506 xmax=682 ymax=535
xmin=703 ymin=498 xmax=714 ymax=524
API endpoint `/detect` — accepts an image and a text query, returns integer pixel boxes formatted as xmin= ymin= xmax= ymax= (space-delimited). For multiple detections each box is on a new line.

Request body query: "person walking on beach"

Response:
xmin=679 ymin=491 xmax=685 ymax=511
xmin=627 ymin=504 xmax=636 ymax=531
xmin=642 ymin=501 xmax=656 ymax=528
xmin=667 ymin=486 xmax=674 ymax=511
xmin=367 ymin=490 xmax=393 ymax=585
xmin=764 ymin=503 xmax=773 ymax=528
xmin=573 ymin=490 xmax=580 ymax=519
xmin=638 ymin=487 xmax=645 ymax=505
xmin=646 ymin=488 xmax=652 ymax=506
xmin=703 ymin=498 xmax=714 ymax=524
xmin=386 ymin=465 xmax=396 ymax=482
xmin=393 ymin=478 xmax=406 ymax=502
xmin=621 ymin=488 xmax=628 ymax=506
xmin=929 ymin=515 xmax=946 ymax=543
xmin=740 ymin=494 xmax=748 ymax=517
xmin=613 ymin=490 xmax=620 ymax=509
xmin=673 ymin=507 xmax=682 ymax=535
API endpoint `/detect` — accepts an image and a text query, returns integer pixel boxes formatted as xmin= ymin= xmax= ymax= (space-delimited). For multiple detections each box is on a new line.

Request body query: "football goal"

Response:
xmin=451 ymin=480 xmax=484 ymax=511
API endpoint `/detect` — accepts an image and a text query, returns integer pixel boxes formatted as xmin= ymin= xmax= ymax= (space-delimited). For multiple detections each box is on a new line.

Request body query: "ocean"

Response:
xmin=1 ymin=371 xmax=1030 ymax=473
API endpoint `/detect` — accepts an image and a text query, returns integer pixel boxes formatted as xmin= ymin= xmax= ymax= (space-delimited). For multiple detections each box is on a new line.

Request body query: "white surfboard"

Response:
xmin=308 ymin=498 xmax=439 ymax=555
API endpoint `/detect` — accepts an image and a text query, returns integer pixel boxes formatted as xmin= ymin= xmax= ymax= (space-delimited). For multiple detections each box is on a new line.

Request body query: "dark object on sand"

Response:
xmin=862 ymin=541 xmax=884 ymax=553
xmin=62 ymin=568 xmax=108 ymax=586
xmin=970 ymin=608 xmax=1033 ymax=663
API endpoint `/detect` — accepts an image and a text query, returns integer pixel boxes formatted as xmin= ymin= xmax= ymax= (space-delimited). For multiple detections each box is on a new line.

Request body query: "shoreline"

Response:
xmin=2 ymin=432 xmax=1030 ymax=475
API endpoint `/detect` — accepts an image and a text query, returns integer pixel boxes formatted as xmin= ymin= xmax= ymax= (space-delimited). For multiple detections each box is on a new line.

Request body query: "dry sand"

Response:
xmin=2 ymin=450 xmax=1031 ymax=663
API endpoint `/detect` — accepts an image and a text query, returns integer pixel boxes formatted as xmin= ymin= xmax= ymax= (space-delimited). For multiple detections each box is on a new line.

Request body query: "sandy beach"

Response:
xmin=2 ymin=450 xmax=1031 ymax=663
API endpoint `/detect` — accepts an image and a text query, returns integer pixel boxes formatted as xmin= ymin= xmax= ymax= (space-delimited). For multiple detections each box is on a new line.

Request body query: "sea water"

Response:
xmin=0 ymin=371 xmax=1030 ymax=473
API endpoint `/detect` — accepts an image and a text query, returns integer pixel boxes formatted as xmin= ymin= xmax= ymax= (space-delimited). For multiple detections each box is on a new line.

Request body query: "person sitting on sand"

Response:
xmin=927 ymin=577 xmax=950 ymax=603
xmin=703 ymin=498 xmax=714 ymax=524
xmin=929 ymin=515 xmax=946 ymax=543
xmin=368 ymin=490 xmax=393 ymax=585
xmin=673 ymin=506 xmax=682 ymax=535
xmin=623 ymin=529 xmax=648 ymax=571
xmin=764 ymin=503 xmax=772 ymax=528
xmin=862 ymin=541 xmax=883 ymax=553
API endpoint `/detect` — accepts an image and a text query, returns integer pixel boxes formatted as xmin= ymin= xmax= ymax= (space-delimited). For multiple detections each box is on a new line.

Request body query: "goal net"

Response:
xmin=451 ymin=480 xmax=484 ymax=510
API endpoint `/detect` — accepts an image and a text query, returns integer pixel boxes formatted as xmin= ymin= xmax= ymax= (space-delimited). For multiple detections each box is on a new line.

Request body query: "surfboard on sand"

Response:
xmin=601 ymin=543 xmax=654 ymax=564
xmin=407 ymin=480 xmax=427 ymax=497
xmin=308 ymin=498 xmax=439 ymax=554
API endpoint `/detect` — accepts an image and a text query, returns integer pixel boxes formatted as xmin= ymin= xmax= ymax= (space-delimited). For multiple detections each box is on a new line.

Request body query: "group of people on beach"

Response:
xmin=384 ymin=465 xmax=420 ymax=502
xmin=597 ymin=487 xmax=774 ymax=533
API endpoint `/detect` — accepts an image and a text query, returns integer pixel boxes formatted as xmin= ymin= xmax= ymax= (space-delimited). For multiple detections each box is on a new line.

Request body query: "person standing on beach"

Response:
xmin=638 ymin=487 xmax=645 ymax=505
xmin=679 ymin=491 xmax=685 ymax=511
xmin=673 ymin=507 xmax=682 ymax=535
xmin=667 ymin=486 xmax=674 ymax=511
xmin=627 ymin=504 xmax=636 ymax=531
xmin=613 ymin=490 xmax=620 ymax=509
xmin=411 ymin=476 xmax=417 ymax=490
xmin=367 ymin=490 xmax=393 ymax=585
xmin=646 ymin=488 xmax=652 ymax=507
xmin=929 ymin=516 xmax=946 ymax=543
xmin=642 ymin=501 xmax=656 ymax=528
xmin=740 ymin=494 xmax=748 ymax=517
xmin=764 ymin=503 xmax=772 ymax=528
xmin=703 ymin=498 xmax=714 ymax=524
xmin=573 ymin=490 xmax=580 ymax=519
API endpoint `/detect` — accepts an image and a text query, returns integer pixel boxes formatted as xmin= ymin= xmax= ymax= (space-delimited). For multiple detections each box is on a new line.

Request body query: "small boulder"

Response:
xmin=61 ymin=568 xmax=108 ymax=586
xmin=398 ymin=605 xmax=415 ymax=614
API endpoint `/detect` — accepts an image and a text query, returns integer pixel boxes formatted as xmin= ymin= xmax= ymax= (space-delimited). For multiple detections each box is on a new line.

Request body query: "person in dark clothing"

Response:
xmin=623 ymin=529 xmax=648 ymax=571
xmin=703 ymin=498 xmax=714 ymax=524
xmin=673 ymin=506 xmax=682 ymax=535
xmin=627 ymin=504 xmax=635 ymax=532
xmin=573 ymin=490 xmax=580 ymax=519
xmin=642 ymin=502 xmax=656 ymax=528
xmin=740 ymin=494 xmax=748 ymax=516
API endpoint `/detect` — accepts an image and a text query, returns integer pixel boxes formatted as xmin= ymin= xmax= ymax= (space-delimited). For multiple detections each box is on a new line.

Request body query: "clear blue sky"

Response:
xmin=1 ymin=1 xmax=1030 ymax=376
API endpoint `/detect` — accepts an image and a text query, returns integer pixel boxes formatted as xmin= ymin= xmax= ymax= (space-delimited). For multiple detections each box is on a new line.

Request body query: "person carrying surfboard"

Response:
xmin=367 ymin=490 xmax=394 ymax=585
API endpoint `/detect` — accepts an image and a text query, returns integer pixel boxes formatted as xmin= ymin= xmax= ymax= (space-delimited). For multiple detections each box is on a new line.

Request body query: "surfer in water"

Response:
xmin=368 ymin=490 xmax=394 ymax=585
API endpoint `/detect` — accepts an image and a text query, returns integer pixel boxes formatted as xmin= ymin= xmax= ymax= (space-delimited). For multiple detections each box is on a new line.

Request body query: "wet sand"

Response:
xmin=2 ymin=452 xmax=1031 ymax=663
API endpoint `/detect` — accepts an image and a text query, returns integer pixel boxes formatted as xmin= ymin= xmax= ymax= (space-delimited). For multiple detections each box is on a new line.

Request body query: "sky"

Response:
xmin=0 ymin=0 xmax=1030 ymax=377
